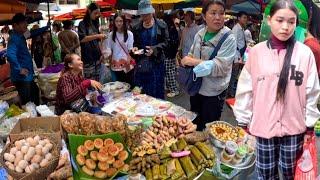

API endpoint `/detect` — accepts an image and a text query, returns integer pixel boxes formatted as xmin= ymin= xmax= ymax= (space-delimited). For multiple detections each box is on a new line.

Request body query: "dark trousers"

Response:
xmin=190 ymin=91 xmax=226 ymax=130
xmin=228 ymin=63 xmax=244 ymax=97
xmin=13 ymin=81 xmax=40 ymax=105
xmin=113 ymin=70 xmax=134 ymax=88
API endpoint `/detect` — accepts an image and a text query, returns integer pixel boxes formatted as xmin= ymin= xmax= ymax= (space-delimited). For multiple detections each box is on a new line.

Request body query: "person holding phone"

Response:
xmin=130 ymin=0 xmax=169 ymax=99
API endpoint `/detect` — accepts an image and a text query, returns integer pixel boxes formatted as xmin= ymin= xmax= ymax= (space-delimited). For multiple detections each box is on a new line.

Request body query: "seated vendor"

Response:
xmin=55 ymin=54 xmax=102 ymax=115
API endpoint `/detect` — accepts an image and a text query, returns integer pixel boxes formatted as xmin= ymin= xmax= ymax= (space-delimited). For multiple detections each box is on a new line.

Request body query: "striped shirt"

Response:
xmin=55 ymin=71 xmax=90 ymax=115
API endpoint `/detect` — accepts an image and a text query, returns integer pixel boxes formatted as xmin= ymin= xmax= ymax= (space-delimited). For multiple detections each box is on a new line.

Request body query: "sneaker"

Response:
xmin=167 ymin=91 xmax=180 ymax=98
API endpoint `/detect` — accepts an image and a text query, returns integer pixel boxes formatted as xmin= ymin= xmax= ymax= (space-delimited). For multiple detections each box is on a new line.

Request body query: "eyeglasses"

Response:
xmin=207 ymin=12 xmax=225 ymax=18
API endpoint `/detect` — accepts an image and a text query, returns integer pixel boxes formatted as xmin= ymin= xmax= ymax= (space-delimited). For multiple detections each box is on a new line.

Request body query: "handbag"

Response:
xmin=177 ymin=31 xmax=231 ymax=96
xmin=70 ymin=98 xmax=89 ymax=113
xmin=115 ymin=35 xmax=136 ymax=73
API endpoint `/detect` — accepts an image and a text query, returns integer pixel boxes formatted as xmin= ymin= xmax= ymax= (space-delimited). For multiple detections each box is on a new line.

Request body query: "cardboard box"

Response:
xmin=9 ymin=117 xmax=61 ymax=143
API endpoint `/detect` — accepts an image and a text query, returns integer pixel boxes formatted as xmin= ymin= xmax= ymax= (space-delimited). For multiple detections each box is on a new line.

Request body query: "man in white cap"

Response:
xmin=130 ymin=0 xmax=169 ymax=99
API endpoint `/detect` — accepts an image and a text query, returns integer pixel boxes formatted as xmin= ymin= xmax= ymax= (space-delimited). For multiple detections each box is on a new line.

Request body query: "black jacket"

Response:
xmin=131 ymin=18 xmax=169 ymax=64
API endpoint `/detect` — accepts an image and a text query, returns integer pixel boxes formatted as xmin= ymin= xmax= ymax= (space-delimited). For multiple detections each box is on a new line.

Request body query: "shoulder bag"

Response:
xmin=177 ymin=31 xmax=231 ymax=96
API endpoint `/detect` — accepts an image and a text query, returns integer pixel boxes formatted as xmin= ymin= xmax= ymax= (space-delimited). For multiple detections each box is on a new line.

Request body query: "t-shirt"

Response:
xmin=105 ymin=31 xmax=134 ymax=71
xmin=78 ymin=21 xmax=102 ymax=65
xmin=204 ymin=31 xmax=218 ymax=42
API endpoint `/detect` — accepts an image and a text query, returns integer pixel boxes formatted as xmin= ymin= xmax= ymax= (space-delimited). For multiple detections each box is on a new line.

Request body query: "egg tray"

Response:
xmin=0 ymin=134 xmax=61 ymax=180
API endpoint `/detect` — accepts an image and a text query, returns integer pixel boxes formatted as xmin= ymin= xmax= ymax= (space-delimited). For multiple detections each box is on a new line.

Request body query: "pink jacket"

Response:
xmin=234 ymin=41 xmax=320 ymax=138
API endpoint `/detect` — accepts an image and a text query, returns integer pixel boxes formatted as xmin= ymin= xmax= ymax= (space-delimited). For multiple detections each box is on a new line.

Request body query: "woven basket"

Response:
xmin=0 ymin=134 xmax=61 ymax=180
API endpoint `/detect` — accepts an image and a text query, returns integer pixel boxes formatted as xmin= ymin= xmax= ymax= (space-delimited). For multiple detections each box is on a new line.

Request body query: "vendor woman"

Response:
xmin=55 ymin=54 xmax=102 ymax=115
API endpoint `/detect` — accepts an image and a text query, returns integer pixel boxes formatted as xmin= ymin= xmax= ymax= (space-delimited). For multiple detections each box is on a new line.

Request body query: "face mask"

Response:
xmin=193 ymin=61 xmax=214 ymax=78
xmin=23 ymin=30 xmax=31 ymax=39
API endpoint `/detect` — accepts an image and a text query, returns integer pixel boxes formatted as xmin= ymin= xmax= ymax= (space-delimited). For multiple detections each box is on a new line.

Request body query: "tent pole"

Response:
xmin=47 ymin=0 xmax=55 ymax=64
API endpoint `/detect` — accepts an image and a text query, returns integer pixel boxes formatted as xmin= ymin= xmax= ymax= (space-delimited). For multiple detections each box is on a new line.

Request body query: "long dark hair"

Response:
xmin=112 ymin=13 xmax=128 ymax=42
xmin=269 ymin=0 xmax=298 ymax=100
xmin=83 ymin=3 xmax=100 ymax=29
xmin=301 ymin=0 xmax=320 ymax=40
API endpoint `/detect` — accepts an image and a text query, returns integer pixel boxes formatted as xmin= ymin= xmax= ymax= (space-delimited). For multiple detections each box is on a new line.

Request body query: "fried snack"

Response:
xmin=95 ymin=116 xmax=113 ymax=134
xmin=84 ymin=140 xmax=94 ymax=151
xmin=97 ymin=152 xmax=108 ymax=162
xmin=106 ymin=168 xmax=117 ymax=177
xmin=82 ymin=166 xmax=94 ymax=176
xmin=77 ymin=145 xmax=88 ymax=156
xmin=90 ymin=151 xmax=98 ymax=161
xmin=79 ymin=112 xmax=96 ymax=135
xmin=94 ymin=171 xmax=107 ymax=179
xmin=85 ymin=159 xmax=96 ymax=170
xmin=209 ymin=123 xmax=238 ymax=142
xmin=60 ymin=113 xmax=79 ymax=134
xmin=76 ymin=154 xmax=85 ymax=166
xmin=98 ymin=161 xmax=109 ymax=171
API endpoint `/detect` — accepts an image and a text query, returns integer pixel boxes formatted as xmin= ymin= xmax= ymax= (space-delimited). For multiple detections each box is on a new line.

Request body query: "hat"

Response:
xmin=11 ymin=13 xmax=27 ymax=24
xmin=138 ymin=0 xmax=155 ymax=15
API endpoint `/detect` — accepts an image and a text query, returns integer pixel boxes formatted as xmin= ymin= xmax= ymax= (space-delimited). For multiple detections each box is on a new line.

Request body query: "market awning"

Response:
xmin=0 ymin=0 xmax=26 ymax=22
xmin=230 ymin=0 xmax=261 ymax=14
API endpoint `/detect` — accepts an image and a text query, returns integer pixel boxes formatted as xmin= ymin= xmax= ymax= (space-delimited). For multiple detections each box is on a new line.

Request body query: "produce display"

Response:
xmin=60 ymin=112 xmax=127 ymax=137
xmin=48 ymin=152 xmax=73 ymax=180
xmin=3 ymin=136 xmax=55 ymax=174
xmin=75 ymin=138 xmax=129 ymax=178
xmin=132 ymin=116 xmax=197 ymax=157
xmin=130 ymin=138 xmax=215 ymax=180
xmin=208 ymin=122 xmax=238 ymax=143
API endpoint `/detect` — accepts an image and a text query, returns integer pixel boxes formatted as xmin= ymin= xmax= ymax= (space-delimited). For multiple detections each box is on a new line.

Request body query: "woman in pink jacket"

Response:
xmin=234 ymin=0 xmax=320 ymax=179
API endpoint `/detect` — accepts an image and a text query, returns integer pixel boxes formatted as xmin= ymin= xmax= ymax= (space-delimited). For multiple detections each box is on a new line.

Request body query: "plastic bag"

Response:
xmin=294 ymin=135 xmax=318 ymax=180
xmin=25 ymin=102 xmax=37 ymax=117
xmin=99 ymin=63 xmax=112 ymax=84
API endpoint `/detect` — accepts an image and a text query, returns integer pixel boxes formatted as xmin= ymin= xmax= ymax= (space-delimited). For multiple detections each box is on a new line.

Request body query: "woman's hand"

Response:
xmin=90 ymin=80 xmax=103 ymax=90
xmin=145 ymin=46 xmax=154 ymax=57
xmin=131 ymin=47 xmax=139 ymax=53
xmin=95 ymin=34 xmax=107 ymax=40
xmin=181 ymin=56 xmax=201 ymax=67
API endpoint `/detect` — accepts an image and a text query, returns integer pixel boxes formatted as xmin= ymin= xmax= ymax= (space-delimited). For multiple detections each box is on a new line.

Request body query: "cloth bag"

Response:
xmin=177 ymin=31 xmax=231 ymax=96
xmin=294 ymin=135 xmax=318 ymax=180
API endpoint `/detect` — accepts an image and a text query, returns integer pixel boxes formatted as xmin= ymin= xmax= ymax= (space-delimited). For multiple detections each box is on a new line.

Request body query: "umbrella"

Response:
xmin=230 ymin=0 xmax=261 ymax=14
xmin=0 ymin=0 xmax=26 ymax=22
xmin=37 ymin=2 xmax=60 ymax=11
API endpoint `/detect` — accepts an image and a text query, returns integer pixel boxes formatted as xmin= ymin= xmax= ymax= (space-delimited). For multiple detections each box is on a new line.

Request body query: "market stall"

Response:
xmin=0 ymin=80 xmax=257 ymax=179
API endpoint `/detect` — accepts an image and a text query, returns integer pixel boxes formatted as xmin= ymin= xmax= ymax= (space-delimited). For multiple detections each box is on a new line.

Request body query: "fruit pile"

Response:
xmin=4 ymin=136 xmax=55 ymax=174
xmin=76 ymin=138 xmax=129 ymax=178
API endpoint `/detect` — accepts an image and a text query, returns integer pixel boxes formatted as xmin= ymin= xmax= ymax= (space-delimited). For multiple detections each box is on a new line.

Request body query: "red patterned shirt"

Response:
xmin=55 ymin=71 xmax=90 ymax=115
